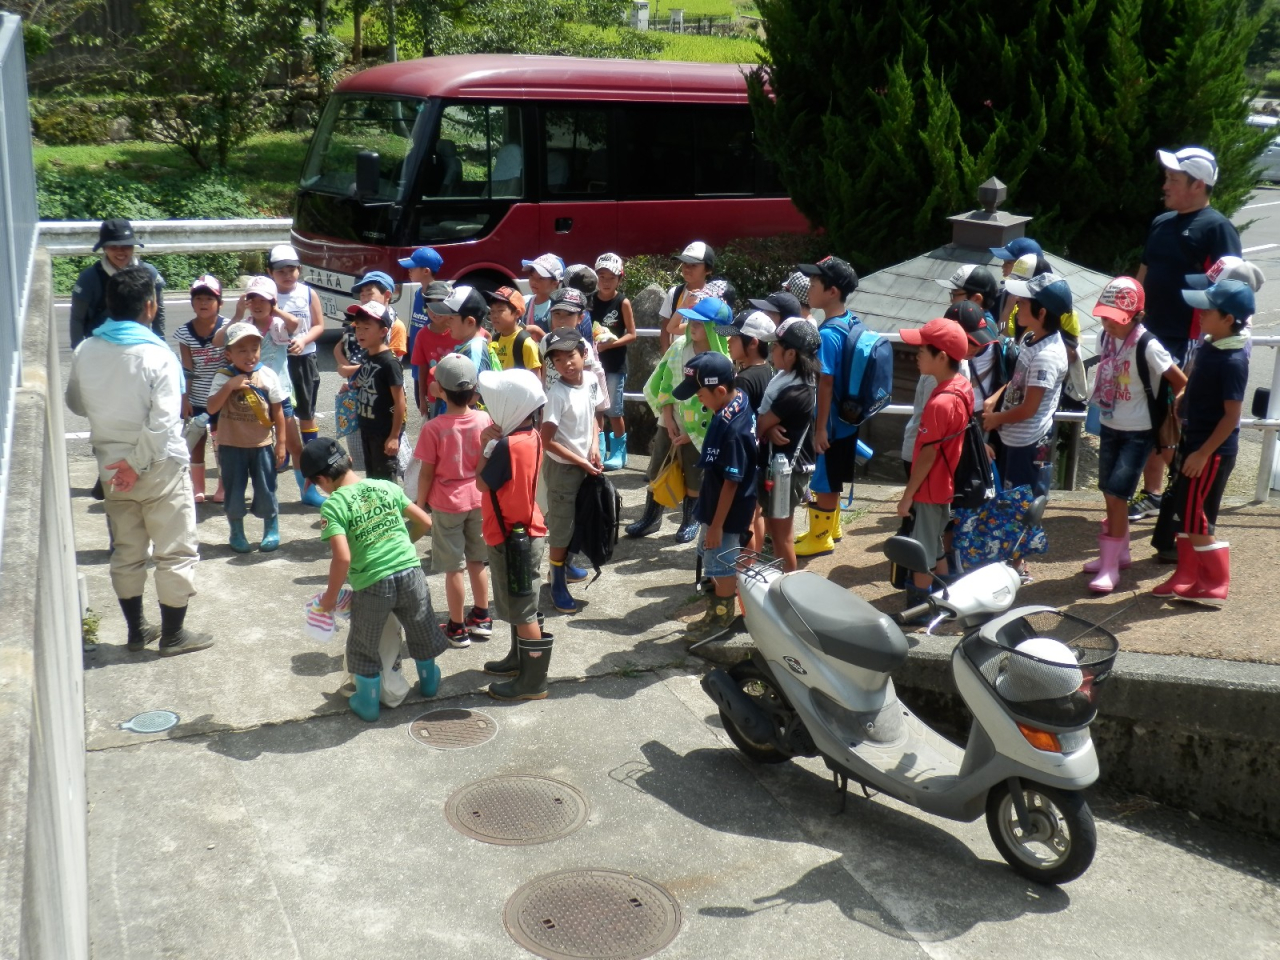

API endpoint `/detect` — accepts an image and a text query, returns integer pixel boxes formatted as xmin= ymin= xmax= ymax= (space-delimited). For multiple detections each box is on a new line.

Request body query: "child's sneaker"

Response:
xmin=443 ymin=621 xmax=471 ymax=648
xmin=1127 ymin=490 xmax=1162 ymax=521
xmin=465 ymin=609 xmax=493 ymax=639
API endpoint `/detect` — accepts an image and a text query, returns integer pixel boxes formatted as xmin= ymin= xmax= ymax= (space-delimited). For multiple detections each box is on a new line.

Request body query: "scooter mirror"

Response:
xmin=1022 ymin=494 xmax=1049 ymax=528
xmin=884 ymin=535 xmax=931 ymax=573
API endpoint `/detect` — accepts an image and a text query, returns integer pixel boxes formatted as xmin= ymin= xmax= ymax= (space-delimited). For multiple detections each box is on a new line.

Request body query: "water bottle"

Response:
xmin=183 ymin=413 xmax=210 ymax=452
xmin=767 ymin=452 xmax=793 ymax=519
xmin=506 ymin=524 xmax=534 ymax=597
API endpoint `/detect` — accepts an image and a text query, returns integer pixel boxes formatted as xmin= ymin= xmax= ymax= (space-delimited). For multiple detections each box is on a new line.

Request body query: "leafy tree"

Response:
xmin=751 ymin=0 xmax=1270 ymax=274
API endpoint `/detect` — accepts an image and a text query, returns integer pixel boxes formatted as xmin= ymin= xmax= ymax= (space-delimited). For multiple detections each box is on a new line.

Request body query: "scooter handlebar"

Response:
xmin=895 ymin=600 xmax=935 ymax=625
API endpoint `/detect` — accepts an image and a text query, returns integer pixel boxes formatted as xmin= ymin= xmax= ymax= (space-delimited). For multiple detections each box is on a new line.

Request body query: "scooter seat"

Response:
xmin=772 ymin=574 xmax=909 ymax=673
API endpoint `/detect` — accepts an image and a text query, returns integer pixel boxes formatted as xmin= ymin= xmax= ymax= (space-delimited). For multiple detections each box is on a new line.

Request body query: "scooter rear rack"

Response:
xmin=730 ymin=549 xmax=786 ymax=584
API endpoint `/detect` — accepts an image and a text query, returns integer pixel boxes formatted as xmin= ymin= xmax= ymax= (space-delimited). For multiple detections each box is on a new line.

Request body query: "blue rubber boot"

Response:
xmin=228 ymin=518 xmax=251 ymax=554
xmin=259 ymin=516 xmax=280 ymax=552
xmin=603 ymin=432 xmax=627 ymax=471
xmin=598 ymin=429 xmax=609 ymax=462
xmin=350 ymin=674 xmax=381 ymax=722
xmin=564 ymin=557 xmax=589 ymax=583
xmin=550 ymin=561 xmax=577 ymax=614
xmin=417 ymin=657 xmax=441 ymax=698
xmin=296 ymin=469 xmax=326 ymax=508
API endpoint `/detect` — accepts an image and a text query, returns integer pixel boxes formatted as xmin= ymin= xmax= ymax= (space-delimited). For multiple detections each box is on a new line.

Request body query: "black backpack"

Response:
xmin=511 ymin=328 xmax=533 ymax=370
xmin=568 ymin=473 xmax=622 ymax=583
xmin=936 ymin=415 xmax=997 ymax=510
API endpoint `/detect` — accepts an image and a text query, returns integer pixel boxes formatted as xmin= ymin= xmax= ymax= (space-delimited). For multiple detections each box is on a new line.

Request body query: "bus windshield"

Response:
xmin=300 ymin=95 xmax=431 ymax=200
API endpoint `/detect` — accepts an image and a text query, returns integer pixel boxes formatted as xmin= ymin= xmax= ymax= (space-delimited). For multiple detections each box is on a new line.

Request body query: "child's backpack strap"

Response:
xmin=512 ymin=329 xmax=531 ymax=370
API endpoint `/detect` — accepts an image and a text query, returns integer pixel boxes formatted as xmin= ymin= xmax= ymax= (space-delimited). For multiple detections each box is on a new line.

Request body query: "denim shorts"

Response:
xmin=698 ymin=525 xmax=742 ymax=578
xmin=1097 ymin=425 xmax=1155 ymax=501
xmin=604 ymin=370 xmax=627 ymax=419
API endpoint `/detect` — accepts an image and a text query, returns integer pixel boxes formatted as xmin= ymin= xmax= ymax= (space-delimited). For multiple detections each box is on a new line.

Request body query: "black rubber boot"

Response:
xmin=119 ymin=596 xmax=159 ymax=652
xmin=483 ymin=624 xmax=521 ymax=676
xmin=625 ymin=492 xmax=664 ymax=539
xmin=487 ymin=636 xmax=553 ymax=701
xmin=157 ymin=604 xmax=215 ymax=657
xmin=675 ymin=496 xmax=699 ymax=544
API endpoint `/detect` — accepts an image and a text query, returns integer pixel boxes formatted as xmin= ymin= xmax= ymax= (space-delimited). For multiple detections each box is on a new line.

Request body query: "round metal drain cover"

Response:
xmin=408 ymin=708 xmax=497 ymax=749
xmin=120 ymin=710 xmax=179 ymax=734
xmin=445 ymin=776 xmax=588 ymax=846
xmin=504 ymin=869 xmax=681 ymax=960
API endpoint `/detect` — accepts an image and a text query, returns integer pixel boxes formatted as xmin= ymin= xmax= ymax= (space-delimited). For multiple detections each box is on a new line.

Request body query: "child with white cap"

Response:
xmin=591 ymin=252 xmax=636 ymax=470
xmin=175 ymin=274 xmax=231 ymax=503
xmin=659 ymin=241 xmax=716 ymax=352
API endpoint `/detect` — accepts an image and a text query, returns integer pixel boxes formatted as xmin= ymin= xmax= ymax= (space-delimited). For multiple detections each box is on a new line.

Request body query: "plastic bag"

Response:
xmin=335 ymin=385 xmax=360 ymax=438
xmin=649 ymin=445 xmax=684 ymax=510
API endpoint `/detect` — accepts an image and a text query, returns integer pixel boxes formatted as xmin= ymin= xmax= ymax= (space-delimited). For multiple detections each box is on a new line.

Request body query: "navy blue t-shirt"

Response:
xmin=1141 ymin=207 xmax=1241 ymax=345
xmin=406 ymin=290 xmax=429 ymax=381
xmin=695 ymin=389 xmax=759 ymax=533
xmin=1181 ymin=341 xmax=1248 ymax=457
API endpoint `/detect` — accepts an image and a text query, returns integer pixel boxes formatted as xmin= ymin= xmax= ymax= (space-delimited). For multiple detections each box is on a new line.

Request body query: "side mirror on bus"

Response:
xmin=355 ymin=150 xmax=381 ymax=200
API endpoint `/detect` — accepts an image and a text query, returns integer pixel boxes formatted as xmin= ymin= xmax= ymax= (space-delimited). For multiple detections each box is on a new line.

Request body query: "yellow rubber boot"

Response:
xmin=794 ymin=507 xmax=837 ymax=558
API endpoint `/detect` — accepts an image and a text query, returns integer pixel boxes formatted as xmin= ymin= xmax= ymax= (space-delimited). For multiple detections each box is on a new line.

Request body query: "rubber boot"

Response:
xmin=564 ymin=557 xmax=589 ymax=583
xmin=487 ymin=636 xmax=553 ymax=701
xmin=1152 ymin=534 xmax=1197 ymax=598
xmin=625 ymin=492 xmax=663 ymax=538
xmin=228 ymin=518 xmax=251 ymax=553
xmin=260 ymin=515 xmax=280 ymax=552
xmin=484 ymin=625 xmax=521 ymax=676
xmin=604 ymin=432 xmax=627 ymax=471
xmin=684 ymin=595 xmax=739 ymax=646
xmin=794 ymin=507 xmax=837 ymax=558
xmin=119 ymin=595 xmax=159 ymax=652
xmin=416 ymin=657 xmax=441 ymax=698
xmin=1083 ymin=530 xmax=1132 ymax=572
xmin=675 ymin=496 xmax=699 ymax=544
xmin=350 ymin=674 xmax=381 ymax=721
xmin=296 ymin=469 xmax=326 ymax=508
xmin=1087 ymin=534 xmax=1126 ymax=594
xmin=1174 ymin=542 xmax=1230 ymax=606
xmin=191 ymin=464 xmax=207 ymax=504
xmin=157 ymin=603 xmax=214 ymax=656
xmin=598 ymin=429 xmax=609 ymax=463
xmin=550 ymin=561 xmax=577 ymax=613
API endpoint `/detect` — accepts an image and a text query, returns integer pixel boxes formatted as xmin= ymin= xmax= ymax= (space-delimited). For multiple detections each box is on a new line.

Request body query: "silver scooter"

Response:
xmin=701 ymin=505 xmax=1118 ymax=885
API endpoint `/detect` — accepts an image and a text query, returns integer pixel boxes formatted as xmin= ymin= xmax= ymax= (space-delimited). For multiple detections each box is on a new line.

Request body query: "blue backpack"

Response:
xmin=831 ymin=315 xmax=893 ymax=427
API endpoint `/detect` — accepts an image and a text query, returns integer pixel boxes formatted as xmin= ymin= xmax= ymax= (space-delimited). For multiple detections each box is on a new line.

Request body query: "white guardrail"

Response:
xmin=36 ymin=219 xmax=1280 ymax=500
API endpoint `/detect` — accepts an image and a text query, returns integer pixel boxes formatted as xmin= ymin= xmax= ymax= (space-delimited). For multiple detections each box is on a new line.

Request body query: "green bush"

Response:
xmin=1265 ymin=69 xmax=1280 ymax=93
xmin=31 ymin=101 xmax=114 ymax=146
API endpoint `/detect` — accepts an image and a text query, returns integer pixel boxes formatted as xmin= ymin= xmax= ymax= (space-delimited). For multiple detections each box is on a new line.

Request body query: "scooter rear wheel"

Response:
xmin=985 ymin=781 xmax=1097 ymax=885
xmin=720 ymin=660 xmax=794 ymax=764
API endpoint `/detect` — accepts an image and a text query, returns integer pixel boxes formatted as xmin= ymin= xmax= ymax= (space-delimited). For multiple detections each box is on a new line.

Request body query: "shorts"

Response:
xmin=543 ymin=458 xmax=587 ymax=549
xmin=909 ymin=502 xmax=951 ymax=567
xmin=999 ymin=432 xmax=1054 ymax=499
xmin=346 ymin=566 xmax=449 ymax=677
xmin=281 ymin=396 xmax=294 ymax=420
xmin=698 ymin=525 xmax=742 ymax=578
xmin=810 ymin=434 xmax=858 ymax=496
xmin=287 ymin=353 xmax=320 ymax=421
xmin=430 ymin=507 xmax=486 ymax=573
xmin=360 ymin=426 xmax=401 ymax=481
xmin=1167 ymin=448 xmax=1235 ymax=536
xmin=488 ymin=535 xmax=546 ymax=626
xmin=1097 ymin=426 xmax=1155 ymax=501
xmin=648 ymin=427 xmax=702 ymax=494
xmin=604 ymin=370 xmax=627 ymax=419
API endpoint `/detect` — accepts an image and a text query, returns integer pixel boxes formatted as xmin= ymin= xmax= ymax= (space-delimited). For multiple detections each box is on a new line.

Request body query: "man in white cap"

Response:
xmin=1131 ymin=147 xmax=1242 ymax=534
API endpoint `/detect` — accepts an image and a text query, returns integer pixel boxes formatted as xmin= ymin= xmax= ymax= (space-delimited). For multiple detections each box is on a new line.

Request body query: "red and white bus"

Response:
xmin=291 ymin=53 xmax=809 ymax=321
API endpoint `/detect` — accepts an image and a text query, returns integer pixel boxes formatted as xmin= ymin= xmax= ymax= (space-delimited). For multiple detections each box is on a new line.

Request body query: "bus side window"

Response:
xmin=542 ymin=107 xmax=611 ymax=196
xmin=621 ymin=106 xmax=692 ymax=198
xmin=431 ymin=102 xmax=524 ymax=199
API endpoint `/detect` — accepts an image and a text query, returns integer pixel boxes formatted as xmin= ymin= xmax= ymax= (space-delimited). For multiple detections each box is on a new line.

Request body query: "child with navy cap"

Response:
xmin=397 ymin=247 xmax=444 ymax=410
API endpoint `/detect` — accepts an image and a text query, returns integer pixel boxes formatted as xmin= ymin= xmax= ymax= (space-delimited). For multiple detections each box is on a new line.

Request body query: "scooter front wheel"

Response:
xmin=985 ymin=782 xmax=1097 ymax=885
xmin=720 ymin=660 xmax=794 ymax=764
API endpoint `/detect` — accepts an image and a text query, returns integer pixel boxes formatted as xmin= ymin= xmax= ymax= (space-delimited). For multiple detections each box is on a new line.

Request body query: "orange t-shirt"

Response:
xmin=389 ymin=318 xmax=408 ymax=358
xmin=479 ymin=428 xmax=547 ymax=547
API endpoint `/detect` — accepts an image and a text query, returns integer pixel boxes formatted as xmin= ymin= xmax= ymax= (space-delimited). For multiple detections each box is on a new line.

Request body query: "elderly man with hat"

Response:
xmin=70 ymin=218 xmax=167 ymax=349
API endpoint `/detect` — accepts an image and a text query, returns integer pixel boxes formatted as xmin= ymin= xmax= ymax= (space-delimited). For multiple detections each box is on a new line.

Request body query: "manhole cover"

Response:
xmin=445 ymin=776 xmax=588 ymax=846
xmin=408 ymin=709 xmax=497 ymax=749
xmin=504 ymin=869 xmax=681 ymax=960
xmin=120 ymin=710 xmax=179 ymax=734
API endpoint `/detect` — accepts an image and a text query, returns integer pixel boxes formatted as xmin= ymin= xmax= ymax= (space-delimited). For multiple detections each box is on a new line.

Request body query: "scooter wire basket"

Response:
xmin=967 ymin=610 xmax=1119 ymax=729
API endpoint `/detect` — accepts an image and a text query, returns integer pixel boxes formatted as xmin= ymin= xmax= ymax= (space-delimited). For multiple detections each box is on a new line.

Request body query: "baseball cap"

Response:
xmin=717 ymin=310 xmax=777 ymax=341
xmin=748 ymin=291 xmax=804 ymax=320
xmin=1182 ymin=278 xmax=1256 ymax=319
xmin=521 ymin=253 xmax=565 ymax=281
xmin=397 ymin=246 xmax=444 ymax=272
xmin=189 ymin=274 xmax=223 ymax=299
xmin=426 ymin=285 xmax=488 ymax=320
xmin=549 ymin=287 xmax=587 ymax=314
xmin=300 ymin=437 xmax=349 ymax=479
xmin=434 ymin=353 xmax=478 ymax=392
xmin=94 ymin=218 xmax=140 ymax=251
xmin=267 ymin=244 xmax=300 ymax=268
xmin=944 ymin=300 xmax=996 ymax=346
xmin=423 ymin=280 xmax=453 ymax=301
xmin=345 ymin=300 xmax=392 ymax=326
xmin=542 ymin=327 xmax=584 ymax=354
xmin=1004 ymin=272 xmax=1073 ymax=319
xmin=1009 ymin=252 xmax=1043 ymax=282
xmin=245 ymin=276 xmax=278 ymax=301
xmin=1185 ymin=256 xmax=1266 ymax=292
xmin=900 ymin=317 xmax=969 ymax=362
xmin=485 ymin=285 xmax=527 ymax=314
xmin=224 ymin=322 xmax=263 ymax=347
xmin=1092 ymin=276 xmax=1146 ymax=324
xmin=672 ymin=352 xmax=735 ymax=401
xmin=351 ymin=271 xmax=395 ymax=295
xmin=564 ymin=264 xmax=598 ymax=297
xmin=781 ymin=271 xmax=810 ymax=303
xmin=776 ymin=316 xmax=821 ymax=353
xmin=675 ymin=241 xmax=715 ymax=268
xmin=797 ymin=255 xmax=859 ymax=293
xmin=990 ymin=237 xmax=1043 ymax=262
xmin=1158 ymin=146 xmax=1218 ymax=186
xmin=595 ymin=253 xmax=624 ymax=276
xmin=677 ymin=296 xmax=731 ymax=325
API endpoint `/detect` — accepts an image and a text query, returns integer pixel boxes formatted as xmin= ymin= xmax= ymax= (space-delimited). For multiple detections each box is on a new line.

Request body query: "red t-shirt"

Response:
xmin=912 ymin=376 xmax=974 ymax=504
xmin=410 ymin=325 xmax=457 ymax=386
xmin=478 ymin=428 xmax=548 ymax=547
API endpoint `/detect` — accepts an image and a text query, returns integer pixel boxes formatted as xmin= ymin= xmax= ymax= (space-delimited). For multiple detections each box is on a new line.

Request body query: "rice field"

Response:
xmin=656 ymin=31 xmax=765 ymax=64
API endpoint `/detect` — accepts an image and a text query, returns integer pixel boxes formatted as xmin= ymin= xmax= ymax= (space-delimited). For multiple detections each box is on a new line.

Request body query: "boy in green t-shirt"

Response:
xmin=302 ymin=437 xmax=449 ymax=722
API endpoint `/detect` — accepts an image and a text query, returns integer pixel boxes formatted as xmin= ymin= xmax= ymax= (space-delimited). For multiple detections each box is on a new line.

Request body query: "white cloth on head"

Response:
xmin=478 ymin=368 xmax=546 ymax=436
